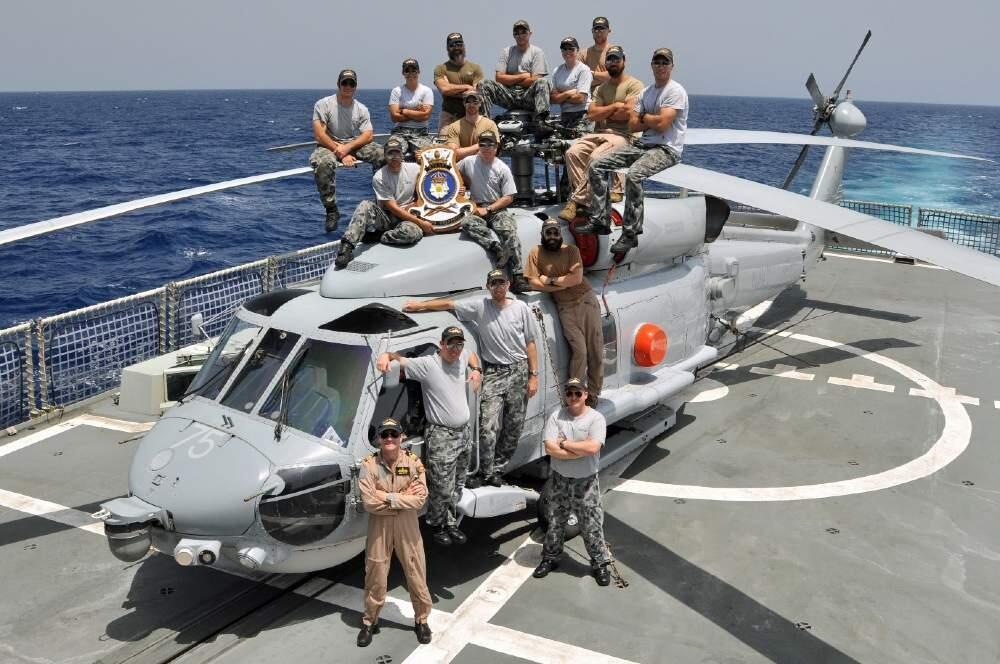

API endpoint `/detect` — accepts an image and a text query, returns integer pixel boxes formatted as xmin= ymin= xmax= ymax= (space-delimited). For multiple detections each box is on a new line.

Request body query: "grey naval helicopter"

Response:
xmin=7 ymin=35 xmax=996 ymax=576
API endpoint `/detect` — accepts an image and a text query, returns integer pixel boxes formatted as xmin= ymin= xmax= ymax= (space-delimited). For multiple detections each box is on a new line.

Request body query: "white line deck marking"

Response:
xmin=614 ymin=329 xmax=972 ymax=501
xmin=828 ymin=374 xmax=895 ymax=393
xmin=0 ymin=488 xmax=105 ymax=535
xmin=826 ymin=252 xmax=946 ymax=270
xmin=909 ymin=386 xmax=980 ymax=406
xmin=749 ymin=363 xmax=815 ymax=381
xmin=0 ymin=414 xmax=153 ymax=460
xmin=995 ymin=401 xmax=1000 ymax=409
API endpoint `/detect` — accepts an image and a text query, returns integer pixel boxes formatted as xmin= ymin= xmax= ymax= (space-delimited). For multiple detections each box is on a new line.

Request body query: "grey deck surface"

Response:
xmin=2 ymin=253 xmax=999 ymax=664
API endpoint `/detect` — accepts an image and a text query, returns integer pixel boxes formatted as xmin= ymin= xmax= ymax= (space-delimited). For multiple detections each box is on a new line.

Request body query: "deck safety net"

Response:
xmin=919 ymin=209 xmax=1000 ymax=256
xmin=0 ymin=324 xmax=31 ymax=429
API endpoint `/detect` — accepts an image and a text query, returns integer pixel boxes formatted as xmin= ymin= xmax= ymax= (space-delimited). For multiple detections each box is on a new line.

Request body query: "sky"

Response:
xmin=2 ymin=0 xmax=999 ymax=106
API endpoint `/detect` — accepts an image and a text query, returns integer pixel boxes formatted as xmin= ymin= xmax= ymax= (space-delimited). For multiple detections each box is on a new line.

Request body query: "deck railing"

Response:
xmin=1 ymin=201 xmax=997 ymax=430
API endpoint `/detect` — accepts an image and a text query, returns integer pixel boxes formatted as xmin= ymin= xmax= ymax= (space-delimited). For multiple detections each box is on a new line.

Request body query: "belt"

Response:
xmin=483 ymin=359 xmax=526 ymax=370
xmin=394 ymin=127 xmax=429 ymax=135
xmin=426 ymin=421 xmax=467 ymax=432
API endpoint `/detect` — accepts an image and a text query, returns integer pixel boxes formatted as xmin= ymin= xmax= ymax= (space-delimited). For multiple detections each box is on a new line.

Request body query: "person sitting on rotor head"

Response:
xmin=477 ymin=19 xmax=552 ymax=122
xmin=444 ymin=90 xmax=501 ymax=160
xmin=357 ymin=417 xmax=434 ymax=647
xmin=549 ymin=36 xmax=593 ymax=131
xmin=404 ymin=269 xmax=539 ymax=489
xmin=434 ymin=32 xmax=486 ymax=134
xmin=310 ymin=69 xmax=384 ymax=233
xmin=559 ymin=45 xmax=643 ymax=223
xmin=525 ymin=218 xmax=604 ymax=406
xmin=335 ymin=136 xmax=437 ymax=270
xmin=388 ymin=58 xmax=437 ymax=157
xmin=376 ymin=327 xmax=482 ymax=547
xmin=456 ymin=130 xmax=531 ymax=294
xmin=582 ymin=48 xmax=688 ymax=257
xmin=533 ymin=378 xmax=612 ymax=586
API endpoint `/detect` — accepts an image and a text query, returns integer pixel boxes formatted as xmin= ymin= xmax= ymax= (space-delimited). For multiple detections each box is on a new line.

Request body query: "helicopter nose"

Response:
xmin=128 ymin=416 xmax=270 ymax=536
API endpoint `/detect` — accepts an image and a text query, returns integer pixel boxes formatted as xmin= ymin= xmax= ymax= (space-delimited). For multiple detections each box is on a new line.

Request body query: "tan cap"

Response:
xmin=652 ymin=48 xmax=674 ymax=63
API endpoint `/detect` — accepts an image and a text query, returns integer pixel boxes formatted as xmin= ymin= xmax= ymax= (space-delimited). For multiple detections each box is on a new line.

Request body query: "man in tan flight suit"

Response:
xmin=357 ymin=417 xmax=433 ymax=647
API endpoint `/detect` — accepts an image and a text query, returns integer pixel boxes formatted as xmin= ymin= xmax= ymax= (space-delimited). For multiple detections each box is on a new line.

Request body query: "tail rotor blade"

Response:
xmin=831 ymin=30 xmax=872 ymax=100
xmin=805 ymin=74 xmax=825 ymax=109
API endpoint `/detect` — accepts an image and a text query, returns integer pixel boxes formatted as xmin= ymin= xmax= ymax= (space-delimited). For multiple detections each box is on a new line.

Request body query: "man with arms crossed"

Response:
xmin=533 ymin=378 xmax=612 ymax=586
xmin=388 ymin=58 xmax=436 ymax=155
xmin=478 ymin=20 xmax=552 ymax=121
xmin=443 ymin=90 xmax=500 ymax=160
xmin=434 ymin=32 xmax=485 ymax=133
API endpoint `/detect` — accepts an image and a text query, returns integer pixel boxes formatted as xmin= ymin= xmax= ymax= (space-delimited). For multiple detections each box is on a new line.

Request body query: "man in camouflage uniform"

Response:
xmin=310 ymin=68 xmax=384 ymax=233
xmin=404 ymin=269 xmax=539 ymax=488
xmin=335 ymin=136 xmax=437 ymax=269
xmin=357 ymin=417 xmax=433 ymax=647
xmin=376 ymin=327 xmax=482 ymax=547
xmin=533 ymin=378 xmax=611 ymax=586
xmin=478 ymin=19 xmax=552 ymax=121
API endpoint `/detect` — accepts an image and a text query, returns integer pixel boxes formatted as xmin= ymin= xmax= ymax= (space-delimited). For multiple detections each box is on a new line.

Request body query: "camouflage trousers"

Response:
xmin=342 ymin=200 xmax=424 ymax=247
xmin=424 ymin=422 xmax=472 ymax=528
xmin=309 ymin=143 xmax=385 ymax=214
xmin=477 ymin=79 xmax=553 ymax=120
xmin=589 ymin=144 xmax=679 ymax=234
xmin=542 ymin=471 xmax=610 ymax=566
xmin=461 ymin=210 xmax=523 ymax=276
xmin=478 ymin=359 xmax=529 ymax=478
xmin=390 ymin=127 xmax=437 ymax=157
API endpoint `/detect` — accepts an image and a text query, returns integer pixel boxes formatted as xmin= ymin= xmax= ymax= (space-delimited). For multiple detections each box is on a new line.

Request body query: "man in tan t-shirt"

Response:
xmin=580 ymin=16 xmax=615 ymax=93
xmin=434 ymin=32 xmax=485 ymax=133
xmin=525 ymin=218 xmax=604 ymax=404
xmin=560 ymin=46 xmax=643 ymax=224
xmin=444 ymin=90 xmax=501 ymax=159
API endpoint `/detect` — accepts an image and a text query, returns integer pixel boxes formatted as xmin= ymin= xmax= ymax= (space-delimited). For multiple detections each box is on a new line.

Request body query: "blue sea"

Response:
xmin=1 ymin=90 xmax=998 ymax=328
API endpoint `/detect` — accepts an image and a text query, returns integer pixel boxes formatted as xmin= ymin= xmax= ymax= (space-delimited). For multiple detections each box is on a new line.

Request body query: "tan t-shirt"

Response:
xmin=525 ymin=244 xmax=592 ymax=305
xmin=592 ymin=75 xmax=645 ymax=136
xmin=580 ymin=43 xmax=615 ymax=91
xmin=445 ymin=115 xmax=499 ymax=148
xmin=433 ymin=60 xmax=485 ymax=117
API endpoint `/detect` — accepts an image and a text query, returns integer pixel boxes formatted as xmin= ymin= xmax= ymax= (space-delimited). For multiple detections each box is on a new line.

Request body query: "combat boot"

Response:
xmin=356 ymin=622 xmax=380 ymax=647
xmin=485 ymin=473 xmax=503 ymax=487
xmin=558 ymin=201 xmax=578 ymax=221
xmin=445 ymin=526 xmax=467 ymax=545
xmin=609 ymin=191 xmax=624 ymax=203
xmin=510 ymin=273 xmax=532 ymax=294
xmin=432 ymin=527 xmax=452 ymax=547
xmin=573 ymin=221 xmax=611 ymax=235
xmin=325 ymin=206 xmax=341 ymax=233
xmin=415 ymin=622 xmax=432 ymax=644
xmin=610 ymin=231 xmax=638 ymax=255
xmin=592 ymin=563 xmax=612 ymax=586
xmin=334 ymin=240 xmax=354 ymax=270
xmin=532 ymin=558 xmax=559 ymax=578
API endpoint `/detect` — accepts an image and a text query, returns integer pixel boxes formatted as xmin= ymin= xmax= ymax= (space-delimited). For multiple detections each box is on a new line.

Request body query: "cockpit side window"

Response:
xmin=260 ymin=340 xmax=371 ymax=446
xmin=369 ymin=343 xmax=437 ymax=442
xmin=220 ymin=328 xmax=300 ymax=412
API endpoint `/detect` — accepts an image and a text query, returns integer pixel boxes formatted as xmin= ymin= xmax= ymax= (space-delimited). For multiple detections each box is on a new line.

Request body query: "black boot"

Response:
xmin=510 ymin=273 xmax=532 ymax=294
xmin=592 ymin=563 xmax=611 ymax=587
xmin=415 ymin=622 xmax=432 ymax=644
xmin=532 ymin=558 xmax=559 ymax=578
xmin=357 ymin=622 xmax=380 ymax=647
xmin=432 ymin=527 xmax=452 ymax=547
xmin=485 ymin=473 xmax=503 ymax=487
xmin=573 ymin=221 xmax=611 ymax=235
xmin=325 ymin=206 xmax=341 ymax=233
xmin=334 ymin=240 xmax=354 ymax=270
xmin=446 ymin=526 xmax=467 ymax=545
xmin=610 ymin=231 xmax=638 ymax=255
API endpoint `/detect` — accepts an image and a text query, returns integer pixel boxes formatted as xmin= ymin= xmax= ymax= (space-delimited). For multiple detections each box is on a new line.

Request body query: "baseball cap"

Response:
xmin=652 ymin=48 xmax=674 ymax=63
xmin=383 ymin=136 xmax=405 ymax=156
xmin=560 ymin=36 xmax=579 ymax=50
xmin=338 ymin=69 xmax=358 ymax=85
xmin=592 ymin=16 xmax=610 ymax=29
xmin=541 ymin=217 xmax=561 ymax=233
xmin=477 ymin=129 xmax=499 ymax=145
xmin=441 ymin=325 xmax=465 ymax=342
xmin=564 ymin=377 xmax=587 ymax=391
xmin=605 ymin=46 xmax=625 ymax=60
xmin=446 ymin=32 xmax=464 ymax=45
xmin=462 ymin=89 xmax=482 ymax=101
xmin=376 ymin=417 xmax=403 ymax=436
xmin=402 ymin=58 xmax=420 ymax=71
xmin=513 ymin=19 xmax=531 ymax=31
xmin=486 ymin=268 xmax=508 ymax=283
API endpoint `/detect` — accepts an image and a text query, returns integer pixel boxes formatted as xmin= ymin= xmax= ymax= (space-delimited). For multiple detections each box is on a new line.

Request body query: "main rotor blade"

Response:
xmin=779 ymin=117 xmax=824 ymax=189
xmin=0 ymin=167 xmax=311 ymax=247
xmin=266 ymin=141 xmax=317 ymax=152
xmin=649 ymin=163 xmax=1000 ymax=288
xmin=831 ymin=30 xmax=872 ymax=99
xmin=805 ymin=74 xmax=825 ymax=109
xmin=686 ymin=129 xmax=990 ymax=161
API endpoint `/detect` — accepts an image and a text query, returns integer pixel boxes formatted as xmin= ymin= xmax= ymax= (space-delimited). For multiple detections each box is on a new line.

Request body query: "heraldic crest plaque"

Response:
xmin=408 ymin=147 xmax=472 ymax=233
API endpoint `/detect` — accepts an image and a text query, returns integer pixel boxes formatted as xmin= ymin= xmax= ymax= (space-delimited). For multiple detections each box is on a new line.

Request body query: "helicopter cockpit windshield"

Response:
xmin=185 ymin=316 xmax=264 ymax=400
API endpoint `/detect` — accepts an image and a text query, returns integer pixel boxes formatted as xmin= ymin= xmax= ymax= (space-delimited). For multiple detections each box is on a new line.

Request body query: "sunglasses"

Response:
xmin=560 ymin=46 xmax=577 ymax=52
xmin=593 ymin=27 xmax=609 ymax=31
xmin=479 ymin=141 xmax=497 ymax=148
xmin=605 ymin=56 xmax=623 ymax=63
xmin=403 ymin=67 xmax=419 ymax=73
xmin=379 ymin=430 xmax=401 ymax=439
xmin=445 ymin=340 xmax=465 ymax=349
xmin=488 ymin=279 xmax=507 ymax=287
xmin=543 ymin=229 xmax=562 ymax=237
xmin=513 ymin=29 xmax=529 ymax=35
xmin=448 ymin=41 xmax=464 ymax=47
xmin=565 ymin=390 xmax=584 ymax=398
xmin=464 ymin=97 xmax=481 ymax=104
xmin=340 ymin=80 xmax=357 ymax=88
xmin=651 ymin=60 xmax=673 ymax=66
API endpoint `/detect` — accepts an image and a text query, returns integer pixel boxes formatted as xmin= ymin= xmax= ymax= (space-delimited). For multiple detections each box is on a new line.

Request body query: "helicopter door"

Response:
xmin=369 ymin=342 xmax=437 ymax=460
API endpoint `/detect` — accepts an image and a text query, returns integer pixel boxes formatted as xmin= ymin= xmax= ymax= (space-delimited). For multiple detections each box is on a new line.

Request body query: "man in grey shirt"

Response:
xmin=376 ymin=326 xmax=482 ymax=547
xmin=310 ymin=69 xmax=384 ymax=233
xmin=533 ymin=377 xmax=611 ymax=586
xmin=477 ymin=19 xmax=552 ymax=121
xmin=404 ymin=269 xmax=539 ymax=487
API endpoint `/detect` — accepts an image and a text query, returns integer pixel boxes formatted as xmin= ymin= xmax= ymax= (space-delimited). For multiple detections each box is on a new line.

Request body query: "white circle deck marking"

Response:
xmin=615 ymin=329 xmax=972 ymax=502
xmin=688 ymin=378 xmax=729 ymax=403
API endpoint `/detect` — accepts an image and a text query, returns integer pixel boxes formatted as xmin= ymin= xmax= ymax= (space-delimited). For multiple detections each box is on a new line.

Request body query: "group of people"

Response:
xmin=310 ymin=16 xmax=688 ymax=266
xmin=357 ymin=267 xmax=612 ymax=648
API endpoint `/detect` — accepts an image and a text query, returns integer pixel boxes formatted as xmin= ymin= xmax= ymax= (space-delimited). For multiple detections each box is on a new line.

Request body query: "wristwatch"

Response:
xmin=559 ymin=440 xmax=565 ymax=450
xmin=529 ymin=370 xmax=539 ymax=377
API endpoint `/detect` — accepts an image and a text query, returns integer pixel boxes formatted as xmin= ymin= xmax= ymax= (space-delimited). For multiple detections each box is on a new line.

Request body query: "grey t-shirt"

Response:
xmin=552 ymin=62 xmax=593 ymax=113
xmin=312 ymin=95 xmax=374 ymax=141
xmin=457 ymin=155 xmax=517 ymax=204
xmin=373 ymin=162 xmax=420 ymax=205
xmin=496 ymin=44 xmax=548 ymax=78
xmin=389 ymin=83 xmax=435 ymax=129
xmin=402 ymin=350 xmax=470 ymax=428
xmin=544 ymin=407 xmax=606 ymax=478
xmin=454 ymin=296 xmax=535 ymax=365
xmin=633 ymin=79 xmax=688 ymax=156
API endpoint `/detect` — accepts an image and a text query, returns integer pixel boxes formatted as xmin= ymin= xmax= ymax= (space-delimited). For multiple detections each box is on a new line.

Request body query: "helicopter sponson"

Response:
xmin=97 ymin=196 xmax=739 ymax=574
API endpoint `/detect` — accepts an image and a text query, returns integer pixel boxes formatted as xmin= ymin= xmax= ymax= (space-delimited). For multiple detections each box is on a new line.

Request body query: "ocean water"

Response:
xmin=0 ymin=90 xmax=998 ymax=328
